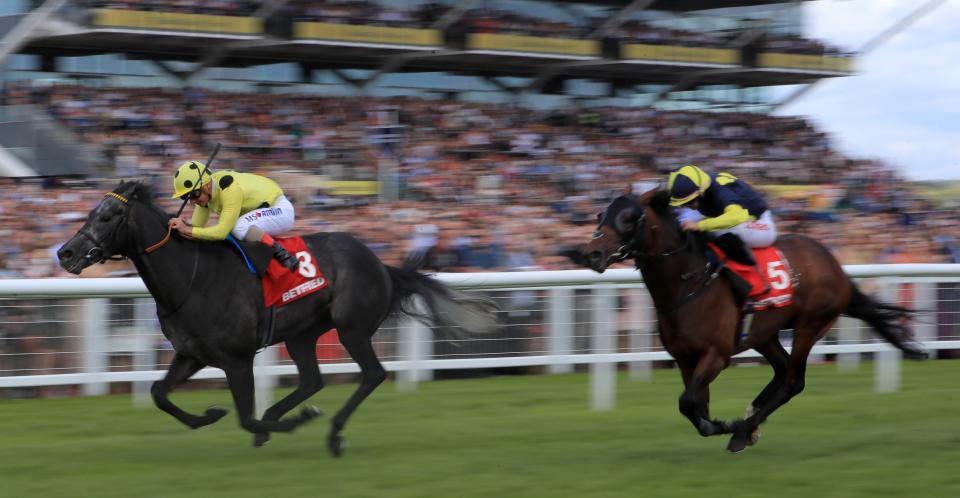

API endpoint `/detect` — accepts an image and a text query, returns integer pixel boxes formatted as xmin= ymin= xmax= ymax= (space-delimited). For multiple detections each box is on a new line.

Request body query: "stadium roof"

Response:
xmin=555 ymin=0 xmax=800 ymax=11
xmin=23 ymin=31 xmax=850 ymax=89
xmin=18 ymin=0 xmax=846 ymax=93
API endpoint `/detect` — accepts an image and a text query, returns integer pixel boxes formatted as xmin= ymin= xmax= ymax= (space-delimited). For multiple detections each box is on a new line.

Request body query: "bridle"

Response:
xmin=79 ymin=189 xmax=198 ymax=317
xmin=75 ymin=192 xmax=133 ymax=265
xmin=599 ymin=204 xmax=717 ymax=313
xmin=79 ymin=191 xmax=182 ymax=266
xmin=595 ymin=207 xmax=691 ymax=268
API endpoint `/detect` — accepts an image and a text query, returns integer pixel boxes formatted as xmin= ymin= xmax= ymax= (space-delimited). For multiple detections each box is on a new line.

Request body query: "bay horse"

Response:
xmin=581 ymin=189 xmax=927 ymax=453
xmin=57 ymin=181 xmax=498 ymax=455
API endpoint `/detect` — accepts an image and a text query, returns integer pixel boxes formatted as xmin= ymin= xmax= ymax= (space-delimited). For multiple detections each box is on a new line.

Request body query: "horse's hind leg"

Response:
xmin=252 ymin=332 xmax=326 ymax=448
xmin=677 ymin=350 xmax=732 ymax=437
xmin=728 ymin=318 xmax=834 ymax=453
xmin=152 ymin=352 xmax=228 ymax=429
xmin=223 ymin=358 xmax=321 ymax=436
xmin=328 ymin=331 xmax=387 ymax=457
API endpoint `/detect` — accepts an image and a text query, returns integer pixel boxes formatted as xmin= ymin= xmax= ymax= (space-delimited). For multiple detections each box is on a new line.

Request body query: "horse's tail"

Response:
xmin=386 ymin=263 xmax=500 ymax=337
xmin=844 ymin=279 xmax=928 ymax=360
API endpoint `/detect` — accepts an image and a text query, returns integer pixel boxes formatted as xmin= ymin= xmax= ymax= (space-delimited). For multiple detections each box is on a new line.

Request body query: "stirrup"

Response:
xmin=276 ymin=253 xmax=299 ymax=271
xmin=272 ymin=243 xmax=299 ymax=271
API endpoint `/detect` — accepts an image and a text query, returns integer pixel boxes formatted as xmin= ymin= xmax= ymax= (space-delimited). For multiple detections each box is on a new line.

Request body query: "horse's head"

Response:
xmin=57 ymin=181 xmax=150 ymax=275
xmin=582 ymin=189 xmax=685 ymax=273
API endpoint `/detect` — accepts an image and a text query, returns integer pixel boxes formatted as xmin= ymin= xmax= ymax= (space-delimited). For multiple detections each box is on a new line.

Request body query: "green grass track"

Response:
xmin=1 ymin=360 xmax=958 ymax=498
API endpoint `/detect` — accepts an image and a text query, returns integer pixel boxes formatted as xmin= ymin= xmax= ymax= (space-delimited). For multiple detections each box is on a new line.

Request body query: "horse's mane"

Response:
xmin=115 ymin=180 xmax=171 ymax=221
xmin=646 ymin=190 xmax=710 ymax=259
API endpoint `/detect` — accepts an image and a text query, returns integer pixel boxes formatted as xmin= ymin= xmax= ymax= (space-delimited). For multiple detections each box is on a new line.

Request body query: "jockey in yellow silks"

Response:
xmin=169 ymin=160 xmax=299 ymax=271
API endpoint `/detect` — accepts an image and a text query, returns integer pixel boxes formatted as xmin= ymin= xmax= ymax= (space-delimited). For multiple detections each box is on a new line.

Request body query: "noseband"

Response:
xmin=600 ymin=208 xmax=691 ymax=267
xmin=76 ymin=192 xmax=131 ymax=265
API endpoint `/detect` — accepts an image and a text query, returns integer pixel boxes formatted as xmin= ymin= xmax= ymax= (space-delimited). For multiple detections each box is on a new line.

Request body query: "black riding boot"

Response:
xmin=714 ymin=233 xmax=756 ymax=265
xmin=271 ymin=242 xmax=299 ymax=271
xmin=715 ymin=233 xmax=770 ymax=294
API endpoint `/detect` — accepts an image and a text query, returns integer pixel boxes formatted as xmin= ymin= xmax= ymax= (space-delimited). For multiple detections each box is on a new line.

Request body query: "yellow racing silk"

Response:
xmin=697 ymin=204 xmax=752 ymax=231
xmin=190 ymin=171 xmax=283 ymax=240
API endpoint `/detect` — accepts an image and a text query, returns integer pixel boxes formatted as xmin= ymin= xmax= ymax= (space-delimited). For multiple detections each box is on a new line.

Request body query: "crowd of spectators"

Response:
xmin=0 ymin=81 xmax=956 ymax=281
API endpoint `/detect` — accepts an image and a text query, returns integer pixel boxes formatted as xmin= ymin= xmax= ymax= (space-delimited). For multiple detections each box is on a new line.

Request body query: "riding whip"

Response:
xmin=175 ymin=142 xmax=222 ymax=218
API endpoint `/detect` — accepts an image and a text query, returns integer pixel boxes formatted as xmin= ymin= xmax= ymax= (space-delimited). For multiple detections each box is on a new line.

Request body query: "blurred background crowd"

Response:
xmin=0 ymin=80 xmax=957 ymax=280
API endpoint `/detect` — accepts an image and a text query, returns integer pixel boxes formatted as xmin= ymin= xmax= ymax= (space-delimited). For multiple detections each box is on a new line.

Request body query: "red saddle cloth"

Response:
xmin=261 ymin=237 xmax=329 ymax=307
xmin=716 ymin=245 xmax=794 ymax=311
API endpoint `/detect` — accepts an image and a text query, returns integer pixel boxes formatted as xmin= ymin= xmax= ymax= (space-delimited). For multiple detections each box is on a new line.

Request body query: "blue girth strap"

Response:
xmin=225 ymin=233 xmax=257 ymax=274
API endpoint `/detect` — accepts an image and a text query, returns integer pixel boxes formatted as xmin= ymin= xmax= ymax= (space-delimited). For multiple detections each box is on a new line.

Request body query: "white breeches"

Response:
xmin=231 ymin=195 xmax=296 ymax=240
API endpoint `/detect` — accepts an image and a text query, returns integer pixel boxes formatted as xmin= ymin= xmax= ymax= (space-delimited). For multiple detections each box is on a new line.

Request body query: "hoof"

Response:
xmin=253 ymin=432 xmax=271 ymax=448
xmin=905 ymin=350 xmax=929 ymax=361
xmin=727 ymin=425 xmax=754 ymax=453
xmin=328 ymin=433 xmax=345 ymax=457
xmin=727 ymin=435 xmax=749 ymax=454
xmin=205 ymin=406 xmax=229 ymax=420
xmin=190 ymin=406 xmax=228 ymax=429
xmin=299 ymin=405 xmax=322 ymax=422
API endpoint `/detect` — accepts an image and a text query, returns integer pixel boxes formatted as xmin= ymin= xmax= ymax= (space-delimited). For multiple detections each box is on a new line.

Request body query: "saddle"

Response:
xmin=225 ymin=234 xmax=274 ymax=277
xmin=709 ymin=244 xmax=794 ymax=313
xmin=224 ymin=235 xmax=329 ymax=348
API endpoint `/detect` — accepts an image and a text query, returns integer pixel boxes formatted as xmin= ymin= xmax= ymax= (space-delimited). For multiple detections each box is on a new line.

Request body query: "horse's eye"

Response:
xmin=99 ymin=215 xmax=112 ymax=223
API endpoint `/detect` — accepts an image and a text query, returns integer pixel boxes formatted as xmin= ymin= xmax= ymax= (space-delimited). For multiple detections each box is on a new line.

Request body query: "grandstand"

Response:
xmin=0 ymin=0 xmax=955 ymax=277
xmin=0 ymin=0 xmax=853 ymax=176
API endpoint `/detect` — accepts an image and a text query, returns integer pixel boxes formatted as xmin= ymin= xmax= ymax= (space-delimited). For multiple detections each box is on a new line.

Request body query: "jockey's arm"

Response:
xmin=698 ymin=203 xmax=752 ymax=231
xmin=191 ymin=184 xmax=243 ymax=241
xmin=190 ymin=205 xmax=211 ymax=230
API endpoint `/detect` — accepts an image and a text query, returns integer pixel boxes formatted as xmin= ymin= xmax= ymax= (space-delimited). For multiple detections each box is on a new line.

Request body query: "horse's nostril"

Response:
xmin=59 ymin=249 xmax=73 ymax=260
xmin=587 ymin=251 xmax=602 ymax=262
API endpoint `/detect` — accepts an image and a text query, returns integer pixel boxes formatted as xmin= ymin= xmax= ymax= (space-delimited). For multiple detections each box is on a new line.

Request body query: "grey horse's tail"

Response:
xmin=844 ymin=279 xmax=928 ymax=360
xmin=386 ymin=264 xmax=500 ymax=337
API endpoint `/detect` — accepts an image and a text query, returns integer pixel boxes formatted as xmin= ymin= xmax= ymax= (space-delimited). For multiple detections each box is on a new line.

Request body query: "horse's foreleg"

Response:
xmin=152 ymin=353 xmax=228 ymax=429
xmin=738 ymin=338 xmax=791 ymax=447
xmin=677 ymin=351 xmax=731 ymax=437
xmin=252 ymin=333 xmax=325 ymax=448
xmin=328 ymin=333 xmax=386 ymax=457
xmin=728 ymin=321 xmax=829 ymax=453
xmin=223 ymin=360 xmax=321 ymax=437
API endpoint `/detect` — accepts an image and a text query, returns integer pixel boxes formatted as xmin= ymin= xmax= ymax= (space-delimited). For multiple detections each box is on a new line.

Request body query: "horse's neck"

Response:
xmin=638 ymin=251 xmax=709 ymax=314
xmin=128 ymin=209 xmax=202 ymax=311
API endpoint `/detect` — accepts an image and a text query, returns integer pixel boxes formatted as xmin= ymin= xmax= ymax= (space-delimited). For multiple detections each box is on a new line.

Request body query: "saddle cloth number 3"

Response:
xmin=296 ymin=251 xmax=317 ymax=278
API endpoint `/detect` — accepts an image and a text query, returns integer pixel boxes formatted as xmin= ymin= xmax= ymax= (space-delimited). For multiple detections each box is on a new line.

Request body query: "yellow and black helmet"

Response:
xmin=171 ymin=160 xmax=212 ymax=199
xmin=667 ymin=165 xmax=711 ymax=207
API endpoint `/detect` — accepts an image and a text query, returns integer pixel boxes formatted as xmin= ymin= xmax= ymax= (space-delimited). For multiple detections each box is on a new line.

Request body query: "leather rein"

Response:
xmin=85 ymin=192 xmax=199 ymax=317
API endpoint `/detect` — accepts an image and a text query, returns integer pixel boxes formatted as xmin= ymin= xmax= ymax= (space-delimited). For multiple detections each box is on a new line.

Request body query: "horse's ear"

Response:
xmin=614 ymin=207 xmax=638 ymax=234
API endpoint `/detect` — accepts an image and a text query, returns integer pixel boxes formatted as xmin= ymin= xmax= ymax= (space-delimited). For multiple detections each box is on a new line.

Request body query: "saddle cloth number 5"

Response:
xmin=296 ymin=251 xmax=317 ymax=279
xmin=766 ymin=261 xmax=790 ymax=290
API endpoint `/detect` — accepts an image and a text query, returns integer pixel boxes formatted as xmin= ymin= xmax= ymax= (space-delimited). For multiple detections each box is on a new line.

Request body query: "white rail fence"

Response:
xmin=1 ymin=265 xmax=959 ymax=412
